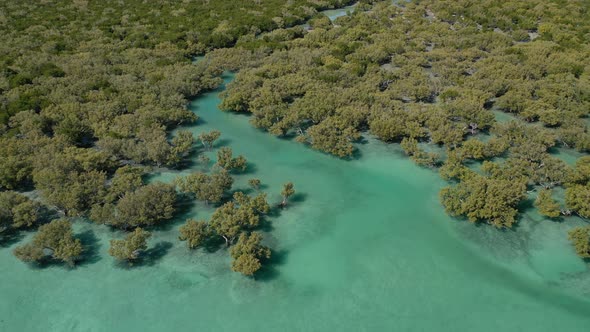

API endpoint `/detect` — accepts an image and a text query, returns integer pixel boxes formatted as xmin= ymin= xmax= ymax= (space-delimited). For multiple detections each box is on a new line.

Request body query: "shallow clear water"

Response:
xmin=1 ymin=74 xmax=589 ymax=332
xmin=321 ymin=3 xmax=357 ymax=21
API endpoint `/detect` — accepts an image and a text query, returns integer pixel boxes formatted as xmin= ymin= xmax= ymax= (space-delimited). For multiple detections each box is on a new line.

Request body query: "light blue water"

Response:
xmin=321 ymin=3 xmax=358 ymax=21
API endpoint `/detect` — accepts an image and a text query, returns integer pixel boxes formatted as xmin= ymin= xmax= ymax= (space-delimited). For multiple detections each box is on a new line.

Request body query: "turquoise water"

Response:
xmin=321 ymin=3 xmax=357 ymax=21
xmin=1 ymin=74 xmax=590 ymax=331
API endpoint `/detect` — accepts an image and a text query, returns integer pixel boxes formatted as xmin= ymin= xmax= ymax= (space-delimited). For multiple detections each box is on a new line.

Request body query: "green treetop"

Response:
xmin=175 ymin=170 xmax=233 ymax=205
xmin=230 ymin=232 xmax=271 ymax=276
xmin=179 ymin=220 xmax=211 ymax=249
xmin=535 ymin=189 xmax=561 ymax=218
xmin=216 ymin=147 xmax=248 ymax=172
xmin=248 ymin=178 xmax=262 ymax=191
xmin=568 ymin=227 xmax=590 ymax=258
xmin=198 ymin=130 xmax=221 ymax=151
xmin=91 ymin=182 xmax=176 ymax=229
xmin=109 ymin=228 xmax=151 ymax=263
xmin=0 ymin=191 xmax=43 ymax=236
xmin=14 ymin=219 xmax=83 ymax=267
xmin=281 ymin=182 xmax=295 ymax=207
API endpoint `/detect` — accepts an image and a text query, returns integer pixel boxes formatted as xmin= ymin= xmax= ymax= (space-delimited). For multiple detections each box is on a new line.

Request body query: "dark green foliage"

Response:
xmin=216 ymin=147 xmax=248 ymax=172
xmin=179 ymin=220 xmax=211 ymax=249
xmin=33 ymin=147 xmax=111 ymax=216
xmin=440 ymin=175 xmax=527 ymax=228
xmin=91 ymin=183 xmax=176 ymax=229
xmin=175 ymin=170 xmax=233 ymax=204
xmin=198 ymin=130 xmax=221 ymax=150
xmin=400 ymin=137 xmax=439 ymax=168
xmin=0 ymin=191 xmax=43 ymax=236
xmin=109 ymin=228 xmax=151 ymax=263
xmin=13 ymin=219 xmax=83 ymax=266
xmin=281 ymin=182 xmax=295 ymax=207
xmin=0 ymin=0 xmax=352 ymax=275
xmin=105 ymin=166 xmax=144 ymax=203
xmin=213 ymin=0 xmax=589 ymax=235
xmin=230 ymin=232 xmax=271 ymax=276
xmin=565 ymin=185 xmax=590 ymax=218
xmin=248 ymin=178 xmax=262 ymax=191
xmin=178 ymin=192 xmax=272 ymax=275
xmin=535 ymin=189 xmax=561 ymax=218
xmin=565 ymin=157 xmax=590 ymax=218
xmin=305 ymin=117 xmax=361 ymax=157
xmin=568 ymin=227 xmax=590 ymax=258
xmin=210 ymin=191 xmax=270 ymax=246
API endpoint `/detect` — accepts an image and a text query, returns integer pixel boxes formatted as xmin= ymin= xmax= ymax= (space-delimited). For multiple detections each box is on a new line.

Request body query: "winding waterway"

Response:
xmin=2 ymin=4 xmax=590 ymax=330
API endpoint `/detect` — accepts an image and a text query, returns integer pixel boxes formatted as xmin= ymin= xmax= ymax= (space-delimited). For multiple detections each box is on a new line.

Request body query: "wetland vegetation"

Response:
xmin=0 ymin=0 xmax=590 ymax=331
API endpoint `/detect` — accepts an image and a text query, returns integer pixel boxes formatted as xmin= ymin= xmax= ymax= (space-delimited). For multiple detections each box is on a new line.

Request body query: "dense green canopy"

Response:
xmin=212 ymin=0 xmax=590 ymax=238
xmin=0 ymin=191 xmax=44 ymax=236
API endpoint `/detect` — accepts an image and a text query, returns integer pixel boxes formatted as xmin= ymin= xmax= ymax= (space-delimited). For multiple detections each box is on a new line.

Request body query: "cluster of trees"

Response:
xmin=90 ymin=182 xmax=177 ymax=230
xmin=109 ymin=228 xmax=152 ymax=264
xmin=568 ymin=227 xmax=590 ymax=258
xmin=216 ymin=147 xmax=248 ymax=172
xmin=0 ymin=0 xmax=356 ymax=194
xmin=14 ymin=219 xmax=83 ymax=267
xmin=175 ymin=169 xmax=233 ymax=205
xmin=6 ymin=122 xmax=296 ymax=273
xmin=9 ymin=166 xmax=179 ymax=266
xmin=0 ymin=191 xmax=44 ymax=237
xmin=211 ymin=0 xmax=590 ymax=256
xmin=178 ymin=182 xmax=295 ymax=276
xmin=565 ymin=157 xmax=590 ymax=219
xmin=0 ymin=0 xmax=322 ymax=271
xmin=0 ymin=0 xmax=355 ymax=56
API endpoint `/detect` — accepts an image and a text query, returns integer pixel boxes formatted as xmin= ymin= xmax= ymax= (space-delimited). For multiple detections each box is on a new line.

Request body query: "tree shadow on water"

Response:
xmin=255 ymin=249 xmax=289 ymax=282
xmin=140 ymin=241 xmax=173 ymax=267
xmin=194 ymin=117 xmax=207 ymax=126
xmin=267 ymin=203 xmax=286 ymax=218
xmin=0 ymin=231 xmax=26 ymax=249
xmin=240 ymin=162 xmax=258 ymax=175
xmin=517 ymin=197 xmax=535 ymax=212
xmin=151 ymin=197 xmax=197 ymax=232
xmin=113 ymin=241 xmax=174 ymax=269
xmin=258 ymin=216 xmax=275 ymax=233
xmin=349 ymin=147 xmax=364 ymax=160
xmin=202 ymin=237 xmax=225 ymax=253
xmin=266 ymin=192 xmax=308 ymax=220
xmin=215 ymin=138 xmax=232 ymax=149
xmin=77 ymin=230 xmax=102 ymax=266
xmin=290 ymin=192 xmax=307 ymax=204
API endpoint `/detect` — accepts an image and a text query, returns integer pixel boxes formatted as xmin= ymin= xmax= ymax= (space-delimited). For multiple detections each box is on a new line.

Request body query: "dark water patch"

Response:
xmin=266 ymin=205 xmax=283 ymax=219
xmin=140 ymin=241 xmax=173 ymax=267
xmin=517 ymin=196 xmax=535 ymax=213
xmin=256 ymin=248 xmax=289 ymax=282
xmin=289 ymin=192 xmax=308 ymax=205
xmin=0 ymin=231 xmax=26 ymax=248
xmin=203 ymin=236 xmax=225 ymax=253
xmin=76 ymin=230 xmax=101 ymax=266
xmin=237 ymin=161 xmax=258 ymax=175
xmin=258 ymin=215 xmax=275 ymax=233
xmin=214 ymin=138 xmax=232 ymax=149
